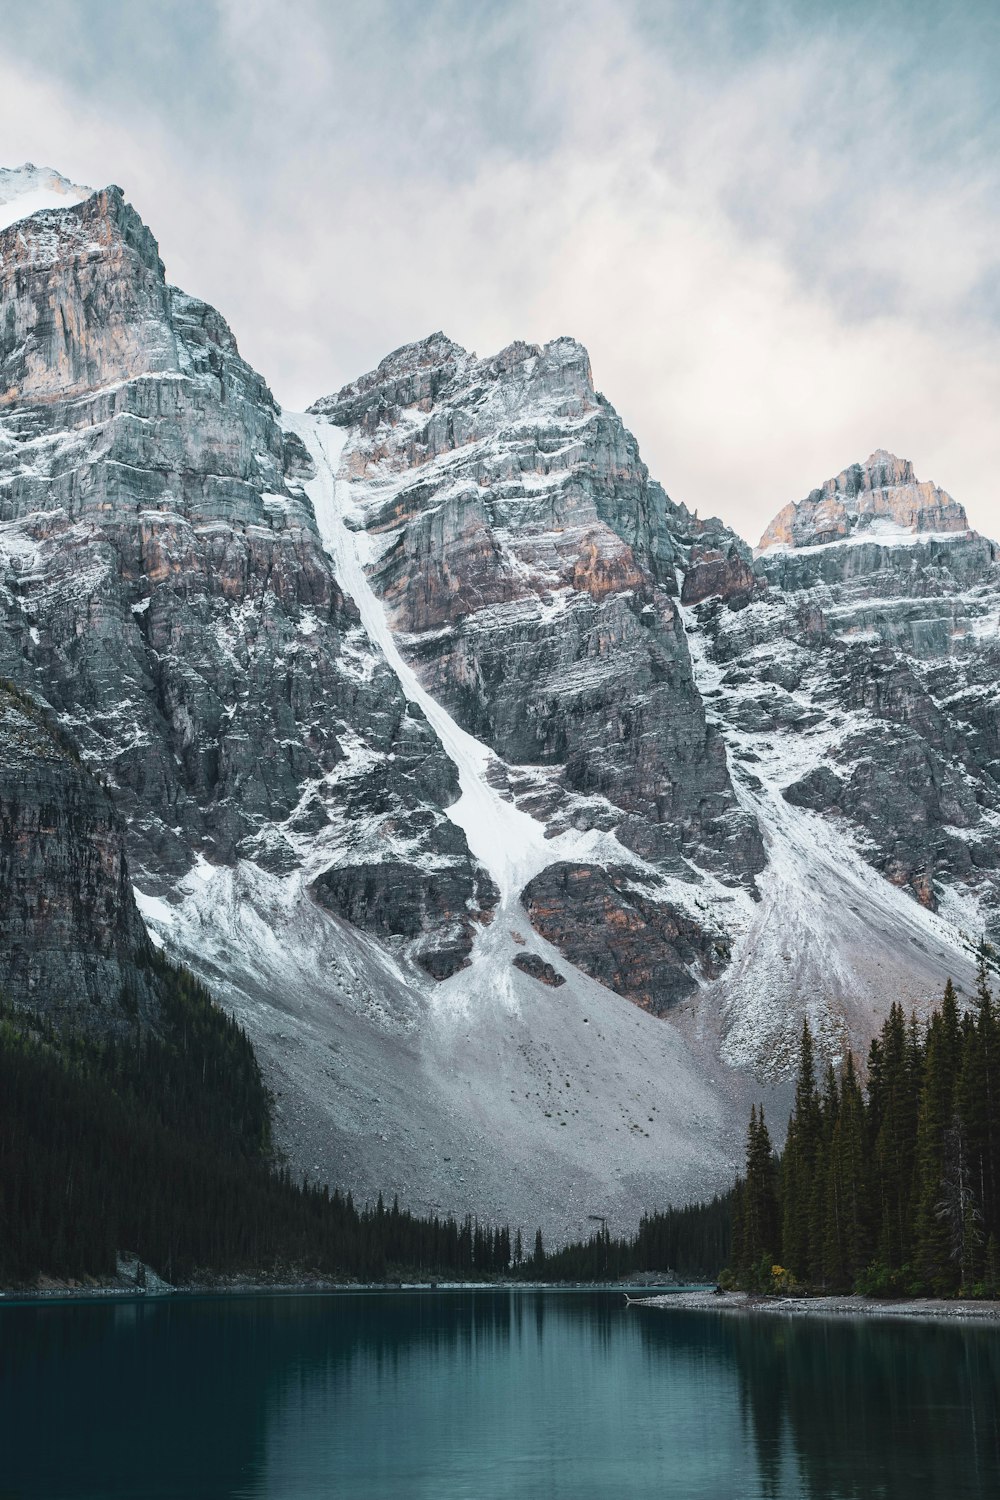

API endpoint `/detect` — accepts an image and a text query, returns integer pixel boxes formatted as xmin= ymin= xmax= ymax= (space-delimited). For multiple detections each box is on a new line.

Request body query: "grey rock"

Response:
xmin=312 ymin=853 xmax=499 ymax=979
xmin=0 ymin=679 xmax=156 ymax=1028
xmin=0 ymin=185 xmax=489 ymax=978
xmin=311 ymin=333 xmax=764 ymax=925
xmin=512 ymin=952 xmax=566 ymax=987
xmin=694 ymin=450 xmax=1000 ymax=929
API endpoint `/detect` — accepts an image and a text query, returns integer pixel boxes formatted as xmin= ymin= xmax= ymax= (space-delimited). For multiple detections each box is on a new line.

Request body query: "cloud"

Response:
xmin=0 ymin=0 xmax=997 ymax=540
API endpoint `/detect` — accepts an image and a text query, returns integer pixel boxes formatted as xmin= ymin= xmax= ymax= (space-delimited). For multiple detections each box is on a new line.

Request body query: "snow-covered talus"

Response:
xmin=676 ymin=586 xmax=981 ymax=1073
xmin=135 ymin=850 xmax=751 ymax=1241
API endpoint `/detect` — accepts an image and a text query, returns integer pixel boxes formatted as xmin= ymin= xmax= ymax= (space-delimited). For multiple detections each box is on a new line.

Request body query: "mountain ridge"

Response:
xmin=0 ymin=172 xmax=996 ymax=1235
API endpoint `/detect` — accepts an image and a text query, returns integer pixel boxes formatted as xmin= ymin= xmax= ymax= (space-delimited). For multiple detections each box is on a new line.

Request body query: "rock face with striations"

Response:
xmin=0 ymin=679 xmax=156 ymax=1028
xmin=521 ymin=862 xmax=730 ymax=1013
xmin=758 ymin=449 xmax=971 ymax=551
xmin=310 ymin=334 xmax=764 ymax=996
xmin=0 ymin=171 xmax=493 ymax=982
xmin=685 ymin=452 xmax=1000 ymax=938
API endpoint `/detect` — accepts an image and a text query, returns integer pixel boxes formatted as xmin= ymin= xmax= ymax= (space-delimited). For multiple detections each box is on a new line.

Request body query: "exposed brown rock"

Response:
xmin=758 ymin=450 xmax=969 ymax=551
xmin=521 ymin=862 xmax=729 ymax=1013
xmin=681 ymin=540 xmax=757 ymax=605
xmin=311 ymin=854 xmax=499 ymax=979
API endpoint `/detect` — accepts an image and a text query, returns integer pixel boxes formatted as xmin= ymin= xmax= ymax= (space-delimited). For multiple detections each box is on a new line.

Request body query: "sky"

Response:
xmin=1 ymin=0 xmax=997 ymax=542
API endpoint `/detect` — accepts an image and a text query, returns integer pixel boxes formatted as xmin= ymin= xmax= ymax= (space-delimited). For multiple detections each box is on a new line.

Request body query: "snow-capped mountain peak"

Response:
xmin=0 ymin=162 xmax=92 ymax=232
xmin=758 ymin=449 xmax=970 ymax=552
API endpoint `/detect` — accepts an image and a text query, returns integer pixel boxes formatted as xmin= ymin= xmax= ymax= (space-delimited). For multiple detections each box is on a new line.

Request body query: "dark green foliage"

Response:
xmin=873 ymin=1004 xmax=923 ymax=1272
xmin=737 ymin=1105 xmax=780 ymax=1279
xmin=632 ymin=1192 xmax=734 ymax=1278
xmin=821 ymin=1052 xmax=869 ymax=1290
xmin=0 ymin=968 xmax=517 ymax=1287
xmin=534 ymin=1192 xmax=735 ymax=1283
xmin=0 ymin=960 xmax=737 ymax=1288
xmin=730 ymin=957 xmax=1000 ymax=1297
xmin=781 ymin=1020 xmax=821 ymax=1283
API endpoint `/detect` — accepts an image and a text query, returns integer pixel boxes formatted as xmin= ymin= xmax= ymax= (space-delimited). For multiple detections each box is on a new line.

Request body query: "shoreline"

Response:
xmin=639 ymin=1288 xmax=1000 ymax=1324
xmin=5 ymin=1280 xmax=1000 ymax=1322
xmin=0 ymin=1277 xmax=699 ymax=1308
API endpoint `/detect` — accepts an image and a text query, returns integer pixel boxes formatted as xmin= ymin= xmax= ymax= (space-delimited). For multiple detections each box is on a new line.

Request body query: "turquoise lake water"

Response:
xmin=2 ymin=1290 xmax=998 ymax=1498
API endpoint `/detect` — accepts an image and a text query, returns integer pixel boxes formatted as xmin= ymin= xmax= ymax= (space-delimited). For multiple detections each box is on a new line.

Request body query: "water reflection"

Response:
xmin=1 ymin=1292 xmax=997 ymax=1498
xmin=636 ymin=1307 xmax=1000 ymax=1499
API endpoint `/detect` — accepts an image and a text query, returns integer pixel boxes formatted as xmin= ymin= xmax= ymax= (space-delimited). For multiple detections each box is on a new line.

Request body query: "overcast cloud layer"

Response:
xmin=1 ymin=0 xmax=997 ymax=541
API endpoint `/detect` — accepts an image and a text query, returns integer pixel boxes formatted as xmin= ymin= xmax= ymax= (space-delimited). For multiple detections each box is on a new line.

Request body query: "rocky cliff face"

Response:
xmin=758 ymin=449 xmax=971 ymax=550
xmin=0 ymin=678 xmax=155 ymax=1028
xmin=310 ymin=334 xmax=764 ymax=997
xmin=0 ymin=175 xmax=491 ymax=982
xmin=667 ymin=451 xmax=1000 ymax=1070
xmin=750 ymin=452 xmax=1000 ymax=922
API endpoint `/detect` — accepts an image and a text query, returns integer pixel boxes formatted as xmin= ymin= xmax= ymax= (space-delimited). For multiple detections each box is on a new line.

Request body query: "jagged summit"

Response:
xmin=310 ymin=330 xmax=598 ymax=429
xmin=758 ymin=449 xmax=970 ymax=552
xmin=0 ymin=162 xmax=92 ymax=232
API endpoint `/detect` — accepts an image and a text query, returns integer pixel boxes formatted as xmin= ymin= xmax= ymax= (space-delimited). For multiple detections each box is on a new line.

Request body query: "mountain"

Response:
xmin=0 ymin=163 xmax=91 ymax=232
xmin=679 ymin=451 xmax=999 ymax=1071
xmin=0 ymin=168 xmax=996 ymax=1237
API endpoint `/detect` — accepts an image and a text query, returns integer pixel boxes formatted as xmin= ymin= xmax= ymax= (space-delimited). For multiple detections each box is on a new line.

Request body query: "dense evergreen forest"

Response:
xmin=13 ymin=943 xmax=994 ymax=1296
xmin=732 ymin=950 xmax=1000 ymax=1298
xmin=0 ymin=956 xmax=725 ymax=1287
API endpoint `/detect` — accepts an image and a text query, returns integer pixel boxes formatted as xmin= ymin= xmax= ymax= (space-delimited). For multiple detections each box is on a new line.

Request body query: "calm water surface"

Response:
xmin=2 ymin=1290 xmax=999 ymax=1499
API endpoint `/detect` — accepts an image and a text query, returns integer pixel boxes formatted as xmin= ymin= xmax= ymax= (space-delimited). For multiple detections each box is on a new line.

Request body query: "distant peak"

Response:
xmin=388 ymin=330 xmax=466 ymax=361
xmin=0 ymin=163 xmax=92 ymax=233
xmin=366 ymin=331 xmax=468 ymax=381
xmin=758 ymin=451 xmax=969 ymax=552
xmin=859 ymin=450 xmax=916 ymax=485
xmin=309 ymin=331 xmax=470 ymax=420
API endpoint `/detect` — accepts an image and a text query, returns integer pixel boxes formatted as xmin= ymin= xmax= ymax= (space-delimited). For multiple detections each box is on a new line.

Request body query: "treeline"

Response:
xmin=0 ymin=963 xmax=727 ymax=1287
xmin=733 ymin=953 xmax=1000 ymax=1297
xmin=0 ymin=967 xmax=522 ymax=1286
xmin=0 ymin=948 xmax=734 ymax=1290
xmin=536 ymin=1194 xmax=734 ymax=1282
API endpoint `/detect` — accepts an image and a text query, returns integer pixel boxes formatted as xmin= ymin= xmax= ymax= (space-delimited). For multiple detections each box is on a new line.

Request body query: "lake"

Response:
xmin=2 ymin=1290 xmax=998 ymax=1498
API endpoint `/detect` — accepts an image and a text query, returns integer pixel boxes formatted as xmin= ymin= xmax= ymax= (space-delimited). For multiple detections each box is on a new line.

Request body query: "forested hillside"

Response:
xmin=0 ymin=957 xmax=725 ymax=1287
xmin=732 ymin=950 xmax=1000 ymax=1297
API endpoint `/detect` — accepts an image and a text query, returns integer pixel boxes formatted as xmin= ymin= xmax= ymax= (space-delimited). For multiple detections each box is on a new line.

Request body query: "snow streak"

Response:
xmin=285 ymin=412 xmax=578 ymax=909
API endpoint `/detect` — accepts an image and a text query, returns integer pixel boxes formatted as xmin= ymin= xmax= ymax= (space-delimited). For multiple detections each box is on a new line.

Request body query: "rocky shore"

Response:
xmin=641 ymin=1288 xmax=1000 ymax=1323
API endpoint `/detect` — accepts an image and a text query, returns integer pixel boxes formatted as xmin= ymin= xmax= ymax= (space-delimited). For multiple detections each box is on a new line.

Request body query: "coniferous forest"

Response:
xmin=732 ymin=951 xmax=1000 ymax=1298
xmin=6 ymin=946 xmax=997 ymax=1295
xmin=0 ymin=956 xmax=726 ymax=1288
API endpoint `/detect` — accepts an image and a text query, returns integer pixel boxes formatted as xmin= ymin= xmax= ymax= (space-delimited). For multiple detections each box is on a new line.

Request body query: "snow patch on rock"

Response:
xmin=0 ymin=164 xmax=92 ymax=232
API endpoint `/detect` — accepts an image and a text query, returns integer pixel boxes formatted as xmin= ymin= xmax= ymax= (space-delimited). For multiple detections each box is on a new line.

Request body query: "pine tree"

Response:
xmin=958 ymin=957 xmax=999 ymax=1250
xmin=809 ymin=1063 xmax=839 ymax=1290
xmin=781 ymin=1020 xmax=821 ymax=1282
xmin=841 ymin=1053 xmax=871 ymax=1285
xmin=914 ymin=989 xmax=962 ymax=1292
xmin=533 ymin=1227 xmax=545 ymax=1269
xmin=872 ymin=1004 xmax=921 ymax=1273
xmin=741 ymin=1106 xmax=780 ymax=1283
